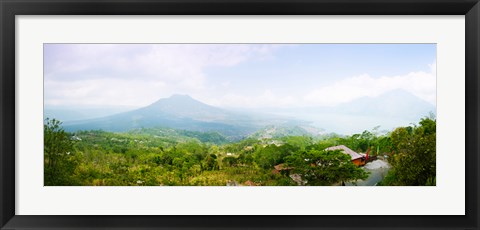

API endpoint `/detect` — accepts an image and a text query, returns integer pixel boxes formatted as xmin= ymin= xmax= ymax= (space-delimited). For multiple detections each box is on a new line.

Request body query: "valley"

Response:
xmin=44 ymin=93 xmax=436 ymax=186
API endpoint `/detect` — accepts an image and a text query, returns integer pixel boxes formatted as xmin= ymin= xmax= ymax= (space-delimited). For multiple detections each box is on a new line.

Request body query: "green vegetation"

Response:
xmin=44 ymin=117 xmax=436 ymax=186
xmin=378 ymin=116 xmax=436 ymax=186
xmin=44 ymin=118 xmax=78 ymax=185
xmin=286 ymin=149 xmax=368 ymax=185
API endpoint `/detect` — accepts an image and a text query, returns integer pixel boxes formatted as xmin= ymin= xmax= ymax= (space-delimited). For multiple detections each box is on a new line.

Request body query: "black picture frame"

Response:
xmin=1 ymin=0 xmax=479 ymax=229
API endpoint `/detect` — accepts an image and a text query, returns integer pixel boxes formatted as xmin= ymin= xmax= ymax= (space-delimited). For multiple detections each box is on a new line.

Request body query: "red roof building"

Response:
xmin=325 ymin=145 xmax=366 ymax=166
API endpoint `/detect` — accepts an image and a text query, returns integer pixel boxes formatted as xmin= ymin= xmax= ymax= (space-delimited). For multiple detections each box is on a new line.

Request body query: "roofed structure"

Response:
xmin=272 ymin=163 xmax=293 ymax=174
xmin=325 ymin=145 xmax=364 ymax=160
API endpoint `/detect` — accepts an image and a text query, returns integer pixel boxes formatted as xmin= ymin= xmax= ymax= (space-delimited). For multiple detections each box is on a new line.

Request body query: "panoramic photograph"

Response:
xmin=44 ymin=44 xmax=436 ymax=186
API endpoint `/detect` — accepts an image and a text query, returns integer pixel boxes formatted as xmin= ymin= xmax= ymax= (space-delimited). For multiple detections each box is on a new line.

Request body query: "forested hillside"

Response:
xmin=44 ymin=116 xmax=436 ymax=186
xmin=44 ymin=118 xmax=436 ymax=186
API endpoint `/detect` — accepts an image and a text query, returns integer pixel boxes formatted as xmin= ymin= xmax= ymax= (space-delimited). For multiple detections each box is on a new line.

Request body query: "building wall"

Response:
xmin=352 ymin=158 xmax=366 ymax=166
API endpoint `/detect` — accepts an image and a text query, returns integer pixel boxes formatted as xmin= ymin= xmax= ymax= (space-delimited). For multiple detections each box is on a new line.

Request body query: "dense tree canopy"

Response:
xmin=379 ymin=117 xmax=436 ymax=186
xmin=44 ymin=118 xmax=77 ymax=185
xmin=286 ymin=149 xmax=369 ymax=185
xmin=44 ymin=117 xmax=435 ymax=186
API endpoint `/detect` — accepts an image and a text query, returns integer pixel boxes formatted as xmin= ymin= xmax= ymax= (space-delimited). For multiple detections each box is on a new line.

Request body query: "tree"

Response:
xmin=383 ymin=117 xmax=436 ymax=186
xmin=203 ymin=154 xmax=219 ymax=170
xmin=237 ymin=152 xmax=254 ymax=165
xmin=253 ymin=144 xmax=296 ymax=169
xmin=222 ymin=156 xmax=239 ymax=167
xmin=286 ymin=149 xmax=368 ymax=186
xmin=44 ymin=118 xmax=77 ymax=185
xmin=281 ymin=136 xmax=313 ymax=151
xmin=376 ymin=136 xmax=393 ymax=155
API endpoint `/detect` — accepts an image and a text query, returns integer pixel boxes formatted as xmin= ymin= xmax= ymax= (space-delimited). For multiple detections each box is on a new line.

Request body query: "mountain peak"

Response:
xmin=169 ymin=94 xmax=193 ymax=99
xmin=151 ymin=94 xmax=197 ymax=105
xmin=146 ymin=94 xmax=220 ymax=114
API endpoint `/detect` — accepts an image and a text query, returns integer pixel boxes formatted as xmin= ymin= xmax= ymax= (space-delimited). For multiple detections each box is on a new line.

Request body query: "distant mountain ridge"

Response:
xmin=263 ymin=89 xmax=435 ymax=134
xmin=327 ymin=89 xmax=435 ymax=118
xmin=62 ymin=95 xmax=274 ymax=139
xmin=142 ymin=94 xmax=227 ymax=120
xmin=58 ymin=90 xmax=435 ymax=136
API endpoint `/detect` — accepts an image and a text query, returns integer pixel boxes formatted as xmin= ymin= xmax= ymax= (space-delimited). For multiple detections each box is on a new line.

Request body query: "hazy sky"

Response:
xmin=44 ymin=44 xmax=436 ymax=109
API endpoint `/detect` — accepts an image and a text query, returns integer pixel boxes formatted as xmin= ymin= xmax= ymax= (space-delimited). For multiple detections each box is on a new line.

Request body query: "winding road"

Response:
xmin=346 ymin=160 xmax=390 ymax=186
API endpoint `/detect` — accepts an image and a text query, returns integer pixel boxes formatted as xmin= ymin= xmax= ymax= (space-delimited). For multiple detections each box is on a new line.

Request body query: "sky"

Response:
xmin=44 ymin=44 xmax=436 ymax=109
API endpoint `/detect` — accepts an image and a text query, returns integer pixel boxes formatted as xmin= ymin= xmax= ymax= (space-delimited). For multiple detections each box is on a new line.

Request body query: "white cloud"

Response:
xmin=44 ymin=44 xmax=284 ymax=106
xmin=304 ymin=65 xmax=436 ymax=106
xmin=201 ymin=62 xmax=436 ymax=109
xmin=44 ymin=78 xmax=168 ymax=107
xmin=45 ymin=45 xmax=436 ymax=109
